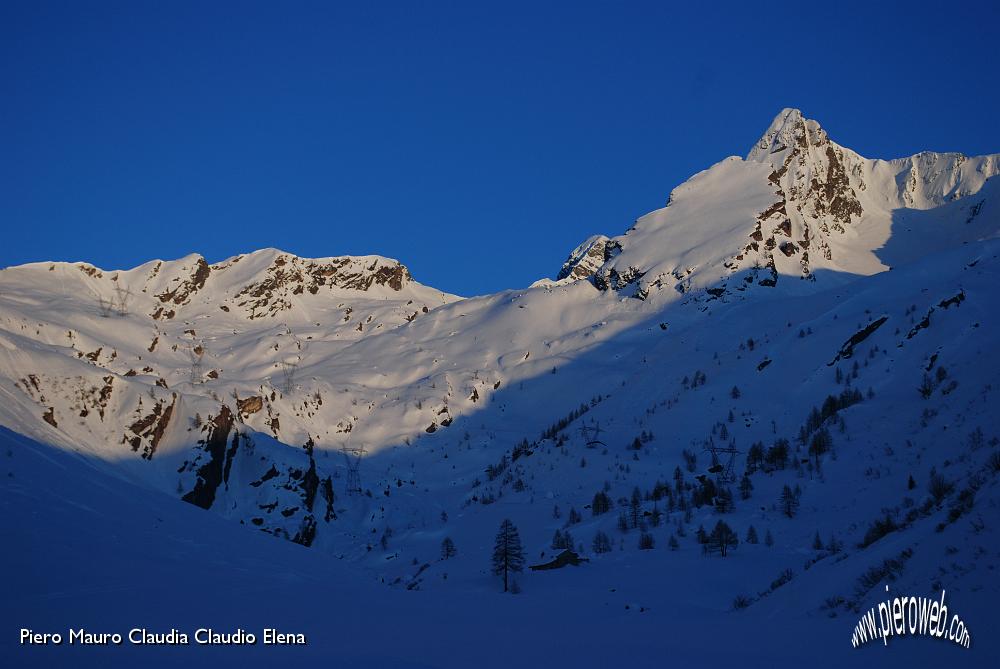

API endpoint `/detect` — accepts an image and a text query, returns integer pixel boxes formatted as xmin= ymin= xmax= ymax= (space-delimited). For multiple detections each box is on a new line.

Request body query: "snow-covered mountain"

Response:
xmin=560 ymin=108 xmax=999 ymax=297
xmin=3 ymin=109 xmax=1000 ymax=667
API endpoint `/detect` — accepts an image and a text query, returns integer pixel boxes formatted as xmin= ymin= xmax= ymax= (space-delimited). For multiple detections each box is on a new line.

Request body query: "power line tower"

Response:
xmin=578 ymin=420 xmax=606 ymax=449
xmin=93 ymin=282 xmax=132 ymax=317
xmin=341 ymin=445 xmax=367 ymax=495
xmin=704 ymin=443 xmax=741 ymax=485
xmin=96 ymin=292 xmax=115 ymax=317
xmin=275 ymin=327 xmax=308 ymax=395
xmin=187 ymin=339 xmax=205 ymax=384
xmin=278 ymin=359 xmax=299 ymax=394
xmin=112 ymin=283 xmax=133 ymax=317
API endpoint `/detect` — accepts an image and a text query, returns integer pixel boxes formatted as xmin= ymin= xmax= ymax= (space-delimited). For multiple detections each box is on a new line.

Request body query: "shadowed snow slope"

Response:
xmin=2 ymin=110 xmax=1000 ymax=667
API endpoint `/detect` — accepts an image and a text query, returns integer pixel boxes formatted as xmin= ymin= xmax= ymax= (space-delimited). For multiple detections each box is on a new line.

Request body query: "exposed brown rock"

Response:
xmin=237 ymin=395 xmax=263 ymax=416
xmin=156 ymin=257 xmax=211 ymax=305
xmin=779 ymin=241 xmax=798 ymax=257
xmin=182 ymin=406 xmax=235 ymax=509
xmin=127 ymin=394 xmax=177 ymax=459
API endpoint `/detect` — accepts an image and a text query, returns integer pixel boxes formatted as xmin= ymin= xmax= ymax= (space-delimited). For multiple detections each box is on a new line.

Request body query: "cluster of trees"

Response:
xmin=592 ymin=531 xmax=612 ymax=553
xmin=808 ymin=428 xmax=833 ymax=465
xmin=745 ymin=525 xmax=773 ymax=546
xmin=799 ymin=389 xmax=863 ymax=440
xmin=690 ymin=477 xmax=720 ymax=507
xmin=551 ymin=528 xmax=575 ymax=550
xmin=485 ymin=453 xmax=510 ymax=481
xmin=698 ymin=520 xmax=739 ymax=557
xmin=511 ymin=439 xmax=532 ymax=460
xmin=539 ymin=401 xmax=595 ymax=441
xmin=712 ymin=487 xmax=735 ymax=513
xmin=682 ymin=370 xmax=708 ymax=388
xmin=629 ymin=430 xmax=656 ymax=450
xmin=593 ymin=465 xmax=748 ymax=523
xmin=682 ymin=449 xmax=698 ymax=472
xmin=649 ymin=480 xmax=672 ymax=501
xmin=745 ymin=438 xmax=790 ymax=473
xmin=591 ymin=490 xmax=612 ymax=515
xmin=919 ymin=366 xmax=954 ymax=399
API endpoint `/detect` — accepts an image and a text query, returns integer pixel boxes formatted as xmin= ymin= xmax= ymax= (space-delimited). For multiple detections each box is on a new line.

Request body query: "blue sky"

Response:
xmin=2 ymin=1 xmax=998 ymax=296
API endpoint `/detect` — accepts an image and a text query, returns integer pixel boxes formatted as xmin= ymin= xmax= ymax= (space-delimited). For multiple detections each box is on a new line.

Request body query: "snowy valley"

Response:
xmin=2 ymin=109 xmax=1000 ymax=668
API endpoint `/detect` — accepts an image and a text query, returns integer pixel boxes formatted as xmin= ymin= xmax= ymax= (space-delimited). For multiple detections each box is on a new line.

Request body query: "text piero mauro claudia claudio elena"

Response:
xmin=21 ymin=627 xmax=306 ymax=646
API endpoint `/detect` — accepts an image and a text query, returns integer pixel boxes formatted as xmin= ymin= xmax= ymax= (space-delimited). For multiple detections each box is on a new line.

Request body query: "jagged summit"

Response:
xmin=556 ymin=235 xmax=614 ymax=281
xmin=4 ymin=248 xmax=458 ymax=323
xmin=747 ymin=107 xmax=818 ymax=163
xmin=558 ymin=108 xmax=1000 ymax=299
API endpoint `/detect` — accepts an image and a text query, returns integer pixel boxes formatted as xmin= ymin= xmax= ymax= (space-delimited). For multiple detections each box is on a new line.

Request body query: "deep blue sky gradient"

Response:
xmin=3 ymin=1 xmax=999 ymax=295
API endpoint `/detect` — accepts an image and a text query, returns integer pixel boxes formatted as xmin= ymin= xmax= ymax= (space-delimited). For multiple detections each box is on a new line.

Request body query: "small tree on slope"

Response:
xmin=779 ymin=485 xmax=799 ymax=518
xmin=492 ymin=519 xmax=525 ymax=593
xmin=706 ymin=520 xmax=739 ymax=557
xmin=441 ymin=537 xmax=456 ymax=560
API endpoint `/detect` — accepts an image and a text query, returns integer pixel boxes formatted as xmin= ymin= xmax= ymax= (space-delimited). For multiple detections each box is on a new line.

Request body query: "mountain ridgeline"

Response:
xmin=2 ymin=110 xmax=998 ymax=625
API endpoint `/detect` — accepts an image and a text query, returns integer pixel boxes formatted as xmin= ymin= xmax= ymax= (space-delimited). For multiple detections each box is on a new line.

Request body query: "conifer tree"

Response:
xmin=696 ymin=524 xmax=707 ymax=544
xmin=649 ymin=505 xmax=662 ymax=527
xmin=808 ymin=428 xmax=833 ymax=466
xmin=746 ymin=441 xmax=765 ymax=473
xmin=441 ymin=537 xmax=457 ymax=560
xmin=779 ymin=484 xmax=799 ymax=518
xmin=592 ymin=531 xmax=612 ymax=554
xmin=591 ymin=491 xmax=612 ymax=515
xmin=492 ymin=519 xmax=524 ymax=592
xmin=715 ymin=487 xmax=734 ymax=513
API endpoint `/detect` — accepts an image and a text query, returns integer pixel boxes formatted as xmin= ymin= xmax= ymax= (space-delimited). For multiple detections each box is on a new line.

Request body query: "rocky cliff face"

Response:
xmin=557 ymin=235 xmax=618 ymax=281
xmin=138 ymin=250 xmax=424 ymax=321
xmin=229 ymin=253 xmax=414 ymax=320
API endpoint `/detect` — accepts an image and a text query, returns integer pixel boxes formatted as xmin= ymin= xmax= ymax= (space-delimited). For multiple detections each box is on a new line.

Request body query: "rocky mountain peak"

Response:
xmin=557 ymin=235 xmax=618 ymax=281
xmin=748 ymin=108 xmax=810 ymax=162
xmin=555 ymin=108 xmax=999 ymax=300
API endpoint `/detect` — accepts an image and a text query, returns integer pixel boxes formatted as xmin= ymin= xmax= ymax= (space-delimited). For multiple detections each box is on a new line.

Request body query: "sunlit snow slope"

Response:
xmin=2 ymin=109 xmax=1000 ymax=667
